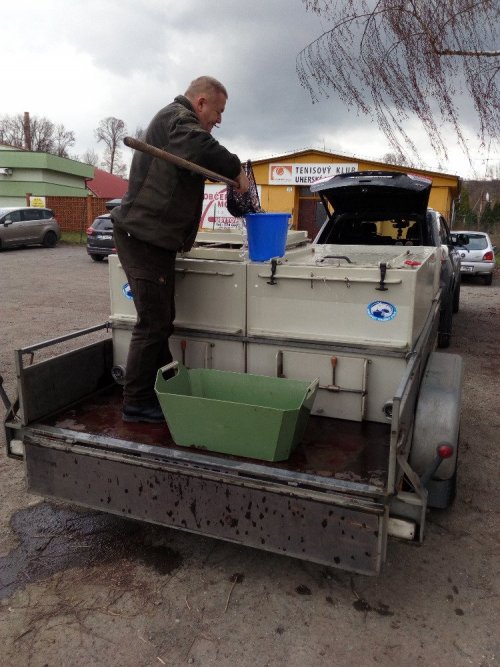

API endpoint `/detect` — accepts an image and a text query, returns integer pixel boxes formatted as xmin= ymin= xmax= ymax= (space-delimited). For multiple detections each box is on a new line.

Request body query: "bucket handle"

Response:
xmin=159 ymin=360 xmax=180 ymax=378
xmin=306 ymin=378 xmax=320 ymax=398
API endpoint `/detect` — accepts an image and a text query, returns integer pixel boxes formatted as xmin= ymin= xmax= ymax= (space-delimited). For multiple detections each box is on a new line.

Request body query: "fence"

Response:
xmin=44 ymin=195 xmax=111 ymax=235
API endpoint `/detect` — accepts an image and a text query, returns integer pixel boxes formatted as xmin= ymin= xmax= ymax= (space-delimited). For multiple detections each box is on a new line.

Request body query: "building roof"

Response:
xmin=87 ymin=167 xmax=129 ymax=198
xmin=0 ymin=149 xmax=94 ymax=178
xmin=251 ymin=147 xmax=461 ymax=182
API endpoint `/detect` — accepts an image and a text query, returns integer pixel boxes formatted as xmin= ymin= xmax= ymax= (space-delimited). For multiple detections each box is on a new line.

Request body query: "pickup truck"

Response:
xmin=1 ymin=172 xmax=463 ymax=576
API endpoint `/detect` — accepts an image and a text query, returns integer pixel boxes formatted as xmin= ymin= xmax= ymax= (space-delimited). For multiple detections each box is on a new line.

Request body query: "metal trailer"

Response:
xmin=1 ymin=292 xmax=463 ymax=576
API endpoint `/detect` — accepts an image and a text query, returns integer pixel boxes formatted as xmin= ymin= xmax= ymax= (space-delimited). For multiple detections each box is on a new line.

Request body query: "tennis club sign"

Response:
xmin=269 ymin=163 xmax=358 ymax=185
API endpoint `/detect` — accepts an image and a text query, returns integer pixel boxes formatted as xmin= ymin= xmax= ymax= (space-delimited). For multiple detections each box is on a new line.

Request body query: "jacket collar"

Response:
xmin=174 ymin=95 xmax=195 ymax=112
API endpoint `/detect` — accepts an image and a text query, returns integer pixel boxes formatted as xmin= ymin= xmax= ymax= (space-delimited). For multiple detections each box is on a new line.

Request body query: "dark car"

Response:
xmin=311 ymin=171 xmax=465 ymax=348
xmin=86 ymin=213 xmax=115 ymax=261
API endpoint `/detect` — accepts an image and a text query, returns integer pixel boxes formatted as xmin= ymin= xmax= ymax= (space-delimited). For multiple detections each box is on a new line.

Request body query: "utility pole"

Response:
xmin=23 ymin=112 xmax=32 ymax=150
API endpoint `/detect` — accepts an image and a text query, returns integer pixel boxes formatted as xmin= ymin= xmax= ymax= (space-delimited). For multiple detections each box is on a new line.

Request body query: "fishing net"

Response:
xmin=227 ymin=160 xmax=263 ymax=217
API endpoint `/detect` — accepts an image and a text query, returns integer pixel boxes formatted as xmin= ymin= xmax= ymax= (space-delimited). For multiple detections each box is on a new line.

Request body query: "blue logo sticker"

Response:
xmin=367 ymin=301 xmax=397 ymax=322
xmin=122 ymin=282 xmax=134 ymax=300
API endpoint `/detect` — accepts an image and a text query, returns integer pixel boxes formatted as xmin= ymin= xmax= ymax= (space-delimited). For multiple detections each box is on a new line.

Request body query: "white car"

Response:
xmin=451 ymin=230 xmax=496 ymax=285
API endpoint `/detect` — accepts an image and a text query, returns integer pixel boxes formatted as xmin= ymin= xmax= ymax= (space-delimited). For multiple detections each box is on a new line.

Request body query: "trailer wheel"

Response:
xmin=410 ymin=352 xmax=463 ymax=509
xmin=427 ymin=467 xmax=457 ymax=509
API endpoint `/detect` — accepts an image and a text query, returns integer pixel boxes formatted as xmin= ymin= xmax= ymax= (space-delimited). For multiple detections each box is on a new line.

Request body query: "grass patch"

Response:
xmin=60 ymin=231 xmax=87 ymax=245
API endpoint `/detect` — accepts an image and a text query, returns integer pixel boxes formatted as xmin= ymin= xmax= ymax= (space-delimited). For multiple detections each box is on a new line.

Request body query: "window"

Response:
xmin=462 ymin=234 xmax=488 ymax=251
xmin=93 ymin=217 xmax=113 ymax=231
xmin=4 ymin=210 xmax=22 ymax=223
xmin=22 ymin=209 xmax=44 ymax=221
xmin=438 ymin=216 xmax=450 ymax=244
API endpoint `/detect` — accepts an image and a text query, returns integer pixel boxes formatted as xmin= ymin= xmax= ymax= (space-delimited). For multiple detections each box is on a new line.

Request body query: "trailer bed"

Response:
xmin=43 ymin=384 xmax=390 ymax=488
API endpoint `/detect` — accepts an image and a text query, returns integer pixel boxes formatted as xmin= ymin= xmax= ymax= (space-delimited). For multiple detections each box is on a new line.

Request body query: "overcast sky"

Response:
xmin=2 ymin=0 xmax=495 ymax=178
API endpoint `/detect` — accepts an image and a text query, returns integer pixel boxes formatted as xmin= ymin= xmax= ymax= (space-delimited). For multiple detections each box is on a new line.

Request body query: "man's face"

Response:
xmin=194 ymin=91 xmax=227 ymax=133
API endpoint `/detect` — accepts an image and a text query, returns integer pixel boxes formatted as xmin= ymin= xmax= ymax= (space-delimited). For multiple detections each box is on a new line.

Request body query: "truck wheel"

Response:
xmin=452 ymin=279 xmax=461 ymax=313
xmin=438 ymin=297 xmax=453 ymax=348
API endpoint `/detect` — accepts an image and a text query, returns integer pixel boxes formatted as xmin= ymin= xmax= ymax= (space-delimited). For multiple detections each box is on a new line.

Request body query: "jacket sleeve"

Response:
xmin=164 ymin=111 xmax=242 ymax=180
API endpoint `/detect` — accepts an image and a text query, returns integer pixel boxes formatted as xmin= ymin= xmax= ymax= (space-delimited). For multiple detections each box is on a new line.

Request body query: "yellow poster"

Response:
xmin=29 ymin=196 xmax=46 ymax=208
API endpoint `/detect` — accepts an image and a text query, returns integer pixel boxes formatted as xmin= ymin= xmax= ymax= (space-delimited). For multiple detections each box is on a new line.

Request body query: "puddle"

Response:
xmin=0 ymin=502 xmax=183 ymax=600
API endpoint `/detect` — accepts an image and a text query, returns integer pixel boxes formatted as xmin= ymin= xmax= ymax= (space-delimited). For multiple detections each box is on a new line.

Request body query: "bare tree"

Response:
xmin=380 ymin=151 xmax=409 ymax=166
xmin=297 ymin=1 xmax=500 ymax=166
xmin=0 ymin=115 xmax=24 ymax=147
xmin=81 ymin=149 xmax=100 ymax=167
xmin=0 ymin=113 xmax=75 ymax=157
xmin=135 ymin=126 xmax=147 ymax=141
xmin=95 ymin=117 xmax=127 ymax=175
xmin=53 ymin=124 xmax=76 ymax=157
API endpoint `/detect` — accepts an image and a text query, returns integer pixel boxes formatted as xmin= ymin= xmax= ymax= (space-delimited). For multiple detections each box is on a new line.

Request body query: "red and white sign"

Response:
xmin=199 ymin=184 xmax=262 ymax=230
xmin=269 ymin=162 xmax=358 ymax=185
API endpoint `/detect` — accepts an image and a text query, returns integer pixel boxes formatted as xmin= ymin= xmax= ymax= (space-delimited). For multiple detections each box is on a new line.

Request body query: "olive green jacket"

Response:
xmin=112 ymin=95 xmax=241 ymax=251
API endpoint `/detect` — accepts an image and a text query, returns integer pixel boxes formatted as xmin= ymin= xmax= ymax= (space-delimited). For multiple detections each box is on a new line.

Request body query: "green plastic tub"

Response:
xmin=155 ymin=362 xmax=319 ymax=461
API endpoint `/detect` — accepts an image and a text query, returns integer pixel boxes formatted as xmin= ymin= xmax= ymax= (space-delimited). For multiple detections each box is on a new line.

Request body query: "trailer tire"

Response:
xmin=410 ymin=352 xmax=463 ymax=508
xmin=426 ymin=467 xmax=457 ymax=509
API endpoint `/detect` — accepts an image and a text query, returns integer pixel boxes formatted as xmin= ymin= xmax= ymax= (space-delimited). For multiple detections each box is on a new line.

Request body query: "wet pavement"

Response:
xmin=0 ymin=502 xmax=183 ymax=600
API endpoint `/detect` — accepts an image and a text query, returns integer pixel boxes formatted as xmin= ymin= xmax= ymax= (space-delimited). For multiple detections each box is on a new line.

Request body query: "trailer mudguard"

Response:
xmin=410 ymin=351 xmax=463 ymax=480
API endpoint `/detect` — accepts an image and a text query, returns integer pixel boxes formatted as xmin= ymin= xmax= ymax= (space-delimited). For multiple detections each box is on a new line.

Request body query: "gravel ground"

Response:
xmin=0 ymin=244 xmax=498 ymax=667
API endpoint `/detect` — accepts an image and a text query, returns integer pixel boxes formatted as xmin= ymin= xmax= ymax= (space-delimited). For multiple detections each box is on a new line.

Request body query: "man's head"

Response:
xmin=185 ymin=76 xmax=228 ymax=133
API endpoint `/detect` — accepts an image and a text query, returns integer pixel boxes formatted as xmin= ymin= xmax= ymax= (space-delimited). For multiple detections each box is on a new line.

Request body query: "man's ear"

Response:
xmin=195 ymin=95 xmax=206 ymax=112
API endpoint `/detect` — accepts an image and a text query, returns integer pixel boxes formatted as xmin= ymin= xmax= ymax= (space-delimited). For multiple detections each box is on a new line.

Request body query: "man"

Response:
xmin=112 ymin=76 xmax=249 ymax=423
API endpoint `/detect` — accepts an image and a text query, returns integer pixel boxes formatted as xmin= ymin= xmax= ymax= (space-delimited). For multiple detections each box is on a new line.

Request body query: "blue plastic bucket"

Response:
xmin=244 ymin=212 xmax=291 ymax=261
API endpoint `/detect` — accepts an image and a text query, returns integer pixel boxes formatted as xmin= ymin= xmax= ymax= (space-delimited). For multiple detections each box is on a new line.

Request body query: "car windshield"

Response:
xmin=454 ymin=234 xmax=488 ymax=251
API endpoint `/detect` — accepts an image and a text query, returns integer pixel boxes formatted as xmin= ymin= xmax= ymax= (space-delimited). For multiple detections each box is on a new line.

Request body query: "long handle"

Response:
xmin=123 ymin=136 xmax=239 ymax=188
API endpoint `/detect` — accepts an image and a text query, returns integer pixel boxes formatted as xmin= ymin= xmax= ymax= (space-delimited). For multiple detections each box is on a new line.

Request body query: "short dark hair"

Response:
xmin=185 ymin=76 xmax=228 ymax=100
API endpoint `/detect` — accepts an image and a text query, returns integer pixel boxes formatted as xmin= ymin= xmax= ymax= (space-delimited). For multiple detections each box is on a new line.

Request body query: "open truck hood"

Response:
xmin=311 ymin=171 xmax=432 ymax=219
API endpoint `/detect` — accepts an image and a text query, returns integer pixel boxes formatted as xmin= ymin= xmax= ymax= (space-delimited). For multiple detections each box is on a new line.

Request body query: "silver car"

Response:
xmin=451 ymin=230 xmax=496 ymax=285
xmin=0 ymin=207 xmax=61 ymax=250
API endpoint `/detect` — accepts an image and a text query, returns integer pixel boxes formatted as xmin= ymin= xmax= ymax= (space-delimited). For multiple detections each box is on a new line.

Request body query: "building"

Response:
xmin=0 ymin=144 xmax=92 ymax=207
xmin=201 ymin=149 xmax=461 ymax=238
xmin=86 ymin=168 xmax=128 ymax=200
xmin=0 ymin=145 xmax=128 ymax=232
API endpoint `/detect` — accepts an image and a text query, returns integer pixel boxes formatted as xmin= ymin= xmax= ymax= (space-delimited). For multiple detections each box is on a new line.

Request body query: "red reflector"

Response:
xmin=483 ymin=251 xmax=494 ymax=261
xmin=437 ymin=444 xmax=454 ymax=459
xmin=404 ymin=260 xmax=422 ymax=266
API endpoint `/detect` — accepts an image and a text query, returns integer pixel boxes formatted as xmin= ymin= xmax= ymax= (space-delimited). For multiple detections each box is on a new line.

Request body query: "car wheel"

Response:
xmin=438 ymin=295 xmax=453 ymax=348
xmin=483 ymin=274 xmax=493 ymax=286
xmin=452 ymin=279 xmax=461 ymax=314
xmin=90 ymin=254 xmax=105 ymax=262
xmin=42 ymin=231 xmax=58 ymax=248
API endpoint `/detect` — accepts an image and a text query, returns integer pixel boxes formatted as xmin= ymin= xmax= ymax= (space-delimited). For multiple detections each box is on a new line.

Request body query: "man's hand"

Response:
xmin=234 ymin=169 xmax=250 ymax=194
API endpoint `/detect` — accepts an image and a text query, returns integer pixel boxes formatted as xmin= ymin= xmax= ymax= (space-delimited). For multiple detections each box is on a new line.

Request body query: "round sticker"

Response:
xmin=122 ymin=283 xmax=134 ymax=300
xmin=367 ymin=301 xmax=397 ymax=321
